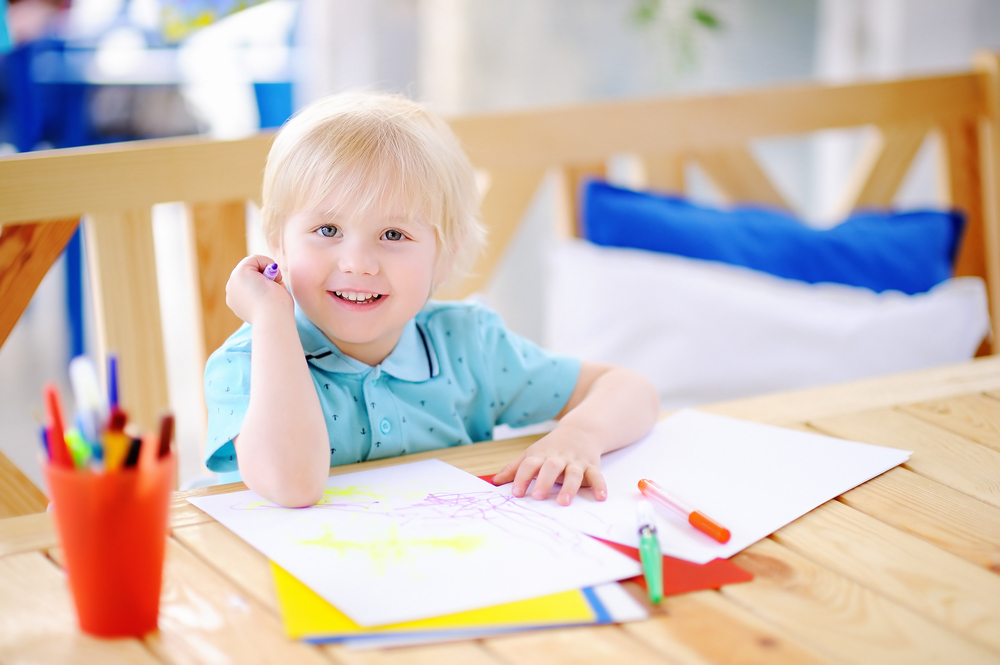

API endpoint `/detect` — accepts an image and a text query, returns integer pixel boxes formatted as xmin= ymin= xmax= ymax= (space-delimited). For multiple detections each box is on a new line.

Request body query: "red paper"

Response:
xmin=480 ymin=474 xmax=753 ymax=595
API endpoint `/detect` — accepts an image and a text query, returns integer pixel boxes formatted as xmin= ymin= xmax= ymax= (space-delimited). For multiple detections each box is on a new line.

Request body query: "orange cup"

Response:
xmin=45 ymin=448 xmax=174 ymax=638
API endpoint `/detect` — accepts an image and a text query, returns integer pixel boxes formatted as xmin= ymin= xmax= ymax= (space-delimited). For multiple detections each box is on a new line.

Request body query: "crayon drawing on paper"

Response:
xmin=188 ymin=459 xmax=639 ymax=627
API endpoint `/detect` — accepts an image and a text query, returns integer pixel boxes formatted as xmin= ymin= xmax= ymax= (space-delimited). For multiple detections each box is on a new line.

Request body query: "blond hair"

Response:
xmin=261 ymin=91 xmax=485 ymax=284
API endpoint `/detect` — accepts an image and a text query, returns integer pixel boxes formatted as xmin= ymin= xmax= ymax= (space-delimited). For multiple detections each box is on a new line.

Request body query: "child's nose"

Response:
xmin=337 ymin=242 xmax=379 ymax=275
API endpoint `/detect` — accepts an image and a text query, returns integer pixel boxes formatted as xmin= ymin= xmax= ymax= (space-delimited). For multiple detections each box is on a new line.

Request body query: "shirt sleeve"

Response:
xmin=476 ymin=307 xmax=581 ymax=428
xmin=203 ymin=326 xmax=252 ymax=473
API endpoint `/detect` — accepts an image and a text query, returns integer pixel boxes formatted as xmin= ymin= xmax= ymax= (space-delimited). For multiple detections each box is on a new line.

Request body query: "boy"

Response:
xmin=205 ymin=91 xmax=658 ymax=508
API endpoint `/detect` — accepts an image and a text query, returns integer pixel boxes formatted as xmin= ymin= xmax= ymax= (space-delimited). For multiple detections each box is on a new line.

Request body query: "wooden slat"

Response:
xmin=0 ymin=133 xmax=272 ymax=225
xmin=900 ymin=393 xmax=1000 ymax=454
xmin=146 ymin=538 xmax=331 ymax=664
xmin=561 ymin=162 xmax=606 ymax=240
xmin=724 ymin=539 xmax=999 ymax=663
xmin=692 ymin=146 xmax=790 ymax=209
xmin=641 ymin=154 xmax=685 ymax=194
xmin=808 ymin=407 xmax=1000 ymax=509
xmin=838 ymin=467 xmax=1000 ymax=572
xmin=839 ymin=123 xmax=929 ymax=215
xmin=703 ymin=355 xmax=1000 ymax=425
xmin=0 ymin=451 xmax=47 ymax=518
xmin=772 ymin=500 xmax=1000 ymax=653
xmin=84 ymin=208 xmax=169 ymax=434
xmin=436 ymin=167 xmax=546 ymax=300
xmin=0 ymin=513 xmax=57 ymax=559
xmin=622 ymin=589 xmax=832 ymax=664
xmin=172 ymin=521 xmax=277 ymax=614
xmin=943 ymin=119 xmax=988 ymax=283
xmin=0 ymin=551 xmax=158 ymax=663
xmin=324 ymin=641 xmax=501 ymax=665
xmin=449 ymin=73 xmax=985 ymax=170
xmin=480 ymin=624 xmax=665 ymax=665
xmin=190 ymin=200 xmax=248 ymax=358
xmin=0 ymin=218 xmax=79 ymax=349
xmin=975 ymin=51 xmax=1000 ymax=352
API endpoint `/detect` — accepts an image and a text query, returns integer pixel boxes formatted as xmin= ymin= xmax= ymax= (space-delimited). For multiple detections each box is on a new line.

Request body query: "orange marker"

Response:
xmin=638 ymin=478 xmax=731 ymax=544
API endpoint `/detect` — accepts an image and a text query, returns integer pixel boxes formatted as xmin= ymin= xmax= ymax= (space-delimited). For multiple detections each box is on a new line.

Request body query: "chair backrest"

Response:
xmin=1 ymin=53 xmax=998 ymax=480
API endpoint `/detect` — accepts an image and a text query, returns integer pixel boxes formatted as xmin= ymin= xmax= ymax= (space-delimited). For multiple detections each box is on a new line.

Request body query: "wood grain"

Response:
xmin=0 ymin=450 xmax=47 ymax=518
xmin=838 ymin=123 xmax=929 ymax=216
xmin=0 ymin=218 xmax=79 ymax=349
xmin=974 ymin=51 xmax=1000 ymax=352
xmin=641 ymin=153 xmax=686 ymax=194
xmin=808 ymin=407 xmax=1000 ymax=509
xmin=190 ymin=200 xmax=248 ymax=359
xmin=323 ymin=641 xmax=501 ymax=665
xmin=838 ymin=467 xmax=1000 ymax=572
xmin=724 ymin=539 xmax=998 ymax=663
xmin=449 ymin=73 xmax=984 ymax=170
xmin=146 ymin=538 xmax=331 ymax=664
xmin=84 ymin=208 xmax=169 ymax=435
xmin=943 ymin=119 xmax=988 ymax=284
xmin=0 ymin=133 xmax=272 ymax=226
xmin=0 ymin=551 xmax=158 ymax=664
xmin=622 ymin=590 xmax=832 ymax=664
xmin=772 ymin=500 xmax=1000 ymax=653
xmin=900 ymin=393 xmax=1000 ymax=453
xmin=692 ymin=146 xmax=790 ymax=209
xmin=481 ymin=624 xmax=665 ymax=665
xmin=172 ymin=520 xmax=278 ymax=615
xmin=0 ymin=512 xmax=57 ymax=559
xmin=702 ymin=355 xmax=1000 ymax=425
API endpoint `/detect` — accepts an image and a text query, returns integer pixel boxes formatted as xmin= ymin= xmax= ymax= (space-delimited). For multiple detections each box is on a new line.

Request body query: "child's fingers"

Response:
xmin=557 ymin=465 xmax=585 ymax=505
xmin=531 ymin=458 xmax=566 ymax=500
xmin=491 ymin=453 xmax=525 ymax=486
xmin=584 ymin=466 xmax=608 ymax=501
xmin=511 ymin=456 xmax=545 ymax=497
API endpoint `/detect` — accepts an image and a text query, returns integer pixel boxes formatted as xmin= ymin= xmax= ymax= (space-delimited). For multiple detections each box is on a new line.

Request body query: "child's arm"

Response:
xmin=491 ymin=362 xmax=659 ymax=505
xmin=225 ymin=255 xmax=330 ymax=507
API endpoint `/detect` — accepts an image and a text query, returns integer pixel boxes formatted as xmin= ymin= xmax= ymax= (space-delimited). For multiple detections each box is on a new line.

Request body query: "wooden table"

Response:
xmin=2 ymin=357 xmax=1000 ymax=664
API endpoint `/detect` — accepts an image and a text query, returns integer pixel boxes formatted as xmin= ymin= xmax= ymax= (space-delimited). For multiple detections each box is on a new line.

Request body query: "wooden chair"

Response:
xmin=2 ymin=52 xmax=998 ymax=514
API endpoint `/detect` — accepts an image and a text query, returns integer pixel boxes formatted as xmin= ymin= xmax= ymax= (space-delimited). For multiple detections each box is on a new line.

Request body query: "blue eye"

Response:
xmin=383 ymin=229 xmax=404 ymax=241
xmin=318 ymin=225 xmax=339 ymax=238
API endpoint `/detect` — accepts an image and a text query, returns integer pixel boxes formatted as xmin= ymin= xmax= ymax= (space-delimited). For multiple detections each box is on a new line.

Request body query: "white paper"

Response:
xmin=188 ymin=459 xmax=640 ymax=627
xmin=499 ymin=409 xmax=910 ymax=564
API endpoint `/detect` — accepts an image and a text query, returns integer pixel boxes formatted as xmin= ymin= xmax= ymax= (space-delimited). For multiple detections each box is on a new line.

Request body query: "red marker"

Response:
xmin=638 ymin=478 xmax=731 ymax=544
xmin=43 ymin=383 xmax=73 ymax=468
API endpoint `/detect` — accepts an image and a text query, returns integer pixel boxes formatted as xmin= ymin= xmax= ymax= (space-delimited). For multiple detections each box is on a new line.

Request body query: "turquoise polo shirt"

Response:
xmin=204 ymin=301 xmax=581 ymax=483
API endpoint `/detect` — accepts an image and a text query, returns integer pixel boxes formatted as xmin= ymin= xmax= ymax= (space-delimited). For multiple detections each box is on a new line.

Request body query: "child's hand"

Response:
xmin=491 ymin=427 xmax=607 ymax=506
xmin=226 ymin=255 xmax=292 ymax=324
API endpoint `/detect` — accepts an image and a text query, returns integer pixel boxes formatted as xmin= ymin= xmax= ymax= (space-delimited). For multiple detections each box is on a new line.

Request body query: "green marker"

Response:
xmin=637 ymin=499 xmax=663 ymax=603
xmin=64 ymin=428 xmax=92 ymax=469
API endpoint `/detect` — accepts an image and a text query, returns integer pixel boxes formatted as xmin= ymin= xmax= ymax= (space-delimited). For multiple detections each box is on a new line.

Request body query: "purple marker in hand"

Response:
xmin=263 ymin=263 xmax=280 ymax=281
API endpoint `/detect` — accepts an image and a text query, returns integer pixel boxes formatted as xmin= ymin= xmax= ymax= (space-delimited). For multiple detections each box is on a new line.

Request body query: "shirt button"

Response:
xmin=379 ymin=418 xmax=391 ymax=435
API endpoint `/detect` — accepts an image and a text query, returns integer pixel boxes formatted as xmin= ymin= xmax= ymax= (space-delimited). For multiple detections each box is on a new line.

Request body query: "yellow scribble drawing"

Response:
xmin=299 ymin=525 xmax=485 ymax=574
xmin=316 ymin=485 xmax=382 ymax=504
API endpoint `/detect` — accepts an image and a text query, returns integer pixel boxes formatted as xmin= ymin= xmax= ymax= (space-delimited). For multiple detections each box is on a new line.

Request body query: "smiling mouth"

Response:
xmin=333 ymin=291 xmax=383 ymax=304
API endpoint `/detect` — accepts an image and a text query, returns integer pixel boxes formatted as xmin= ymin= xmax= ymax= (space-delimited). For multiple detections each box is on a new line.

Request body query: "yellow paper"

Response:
xmin=271 ymin=561 xmax=597 ymax=640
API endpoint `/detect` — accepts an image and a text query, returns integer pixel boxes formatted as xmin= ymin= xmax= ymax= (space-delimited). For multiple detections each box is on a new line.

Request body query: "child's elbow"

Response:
xmin=246 ymin=473 xmax=326 ymax=509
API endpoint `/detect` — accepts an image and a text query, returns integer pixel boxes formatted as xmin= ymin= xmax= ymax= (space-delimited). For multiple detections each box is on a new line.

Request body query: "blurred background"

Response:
xmin=2 ymin=0 xmax=1000 ymax=491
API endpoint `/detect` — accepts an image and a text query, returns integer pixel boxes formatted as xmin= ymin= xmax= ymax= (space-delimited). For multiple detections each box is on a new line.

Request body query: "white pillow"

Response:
xmin=545 ymin=239 xmax=990 ymax=409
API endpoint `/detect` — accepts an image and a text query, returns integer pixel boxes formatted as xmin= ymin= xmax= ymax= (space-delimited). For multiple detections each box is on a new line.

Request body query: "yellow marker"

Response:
xmin=103 ymin=431 xmax=130 ymax=471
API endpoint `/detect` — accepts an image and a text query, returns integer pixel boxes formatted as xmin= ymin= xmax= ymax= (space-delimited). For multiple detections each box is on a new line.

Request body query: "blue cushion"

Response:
xmin=582 ymin=181 xmax=965 ymax=295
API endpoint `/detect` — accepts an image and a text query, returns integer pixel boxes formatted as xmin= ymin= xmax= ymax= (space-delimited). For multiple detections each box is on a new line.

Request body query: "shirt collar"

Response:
xmin=294 ymin=305 xmax=438 ymax=382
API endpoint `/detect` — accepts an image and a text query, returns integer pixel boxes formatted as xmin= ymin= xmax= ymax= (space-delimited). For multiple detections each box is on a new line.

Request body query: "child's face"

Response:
xmin=275 ymin=184 xmax=449 ymax=366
